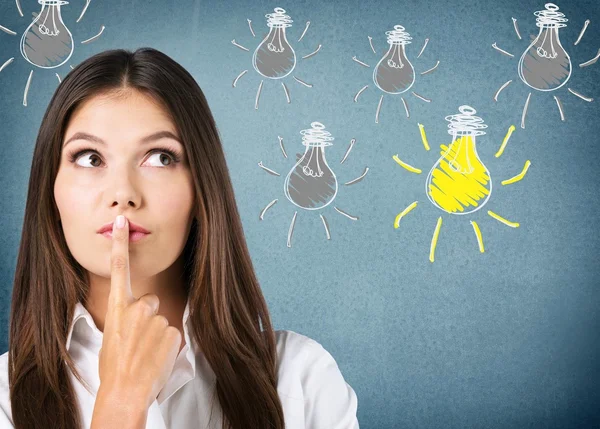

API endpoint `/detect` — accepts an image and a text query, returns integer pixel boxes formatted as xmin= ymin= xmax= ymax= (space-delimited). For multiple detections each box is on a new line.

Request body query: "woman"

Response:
xmin=0 ymin=47 xmax=359 ymax=429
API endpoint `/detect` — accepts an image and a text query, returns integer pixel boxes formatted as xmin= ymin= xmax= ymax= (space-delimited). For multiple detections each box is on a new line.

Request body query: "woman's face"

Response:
xmin=54 ymin=89 xmax=195 ymax=281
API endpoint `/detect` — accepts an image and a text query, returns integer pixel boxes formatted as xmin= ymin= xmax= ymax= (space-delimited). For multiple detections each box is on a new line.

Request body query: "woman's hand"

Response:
xmin=95 ymin=214 xmax=182 ymax=411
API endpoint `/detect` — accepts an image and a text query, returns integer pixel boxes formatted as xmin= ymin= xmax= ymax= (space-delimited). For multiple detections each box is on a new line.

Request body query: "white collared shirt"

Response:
xmin=0 ymin=299 xmax=359 ymax=428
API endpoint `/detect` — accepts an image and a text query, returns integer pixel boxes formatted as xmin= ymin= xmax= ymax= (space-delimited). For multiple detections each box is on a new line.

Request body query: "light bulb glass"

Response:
xmin=518 ymin=3 xmax=571 ymax=91
xmin=252 ymin=7 xmax=296 ymax=79
xmin=20 ymin=0 xmax=74 ymax=69
xmin=426 ymin=106 xmax=492 ymax=215
xmin=284 ymin=122 xmax=338 ymax=210
xmin=373 ymin=25 xmax=415 ymax=94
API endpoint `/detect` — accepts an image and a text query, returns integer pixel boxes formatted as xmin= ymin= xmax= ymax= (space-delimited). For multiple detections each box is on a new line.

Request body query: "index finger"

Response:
xmin=108 ymin=215 xmax=133 ymax=311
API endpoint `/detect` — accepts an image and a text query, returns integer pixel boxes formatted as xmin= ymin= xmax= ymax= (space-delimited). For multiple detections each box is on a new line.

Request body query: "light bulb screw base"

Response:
xmin=386 ymin=25 xmax=412 ymax=45
xmin=300 ymin=122 xmax=334 ymax=147
xmin=535 ymin=3 xmax=567 ymax=28
xmin=445 ymin=105 xmax=487 ymax=136
xmin=265 ymin=7 xmax=293 ymax=28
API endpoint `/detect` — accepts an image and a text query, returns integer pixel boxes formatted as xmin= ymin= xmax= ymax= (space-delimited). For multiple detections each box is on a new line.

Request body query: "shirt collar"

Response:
xmin=66 ymin=297 xmax=196 ymax=377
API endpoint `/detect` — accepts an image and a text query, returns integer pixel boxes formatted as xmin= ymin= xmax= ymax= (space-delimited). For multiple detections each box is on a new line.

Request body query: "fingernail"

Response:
xmin=115 ymin=215 xmax=126 ymax=229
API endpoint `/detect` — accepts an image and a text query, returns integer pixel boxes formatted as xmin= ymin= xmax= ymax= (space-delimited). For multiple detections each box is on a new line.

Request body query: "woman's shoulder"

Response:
xmin=0 ymin=350 xmax=14 ymax=427
xmin=272 ymin=330 xmax=360 ymax=428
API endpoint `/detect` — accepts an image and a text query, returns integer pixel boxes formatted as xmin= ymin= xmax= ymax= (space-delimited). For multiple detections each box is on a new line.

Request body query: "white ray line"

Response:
xmin=293 ymin=76 xmax=313 ymax=87
xmin=247 ymin=19 xmax=255 ymax=37
xmin=353 ymin=85 xmax=368 ymax=102
xmin=521 ymin=92 xmax=531 ymax=129
xmin=281 ymin=82 xmax=290 ymax=103
xmin=492 ymin=42 xmax=514 ymax=58
xmin=302 ymin=44 xmax=321 ymax=59
xmin=368 ymin=36 xmax=376 ymax=54
xmin=512 ymin=17 xmax=522 ymax=39
xmin=259 ymin=199 xmax=278 ymax=220
xmin=340 ymin=138 xmax=356 ymax=164
xmin=23 ymin=70 xmax=33 ymax=107
xmin=420 ymin=60 xmax=440 ymax=75
xmin=76 ymin=0 xmax=91 ymax=23
xmin=344 ymin=167 xmax=369 ymax=185
xmin=553 ymin=95 xmax=565 ymax=121
xmin=375 ymin=94 xmax=383 ymax=123
xmin=580 ymin=48 xmax=600 ymax=67
xmin=574 ymin=19 xmax=590 ymax=45
xmin=232 ymin=70 xmax=248 ymax=87
xmin=257 ymin=161 xmax=280 ymax=176
xmin=568 ymin=88 xmax=593 ymax=102
xmin=287 ymin=211 xmax=298 ymax=248
xmin=278 ymin=136 xmax=288 ymax=158
xmin=0 ymin=25 xmax=16 ymax=35
xmin=412 ymin=91 xmax=431 ymax=102
xmin=56 ymin=73 xmax=61 ymax=83
xmin=298 ymin=21 xmax=310 ymax=42
xmin=15 ymin=0 xmax=23 ymax=17
xmin=320 ymin=214 xmax=331 ymax=240
xmin=255 ymin=80 xmax=263 ymax=109
xmin=417 ymin=38 xmax=429 ymax=58
xmin=334 ymin=207 xmax=358 ymax=221
xmin=401 ymin=97 xmax=410 ymax=118
xmin=493 ymin=80 xmax=513 ymax=101
xmin=0 ymin=57 xmax=15 ymax=73
xmin=352 ymin=56 xmax=370 ymax=67
xmin=81 ymin=25 xmax=105 ymax=44
xmin=231 ymin=39 xmax=249 ymax=51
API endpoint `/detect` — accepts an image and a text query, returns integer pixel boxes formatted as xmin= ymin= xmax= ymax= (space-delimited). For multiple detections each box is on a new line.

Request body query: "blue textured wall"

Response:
xmin=1 ymin=1 xmax=599 ymax=428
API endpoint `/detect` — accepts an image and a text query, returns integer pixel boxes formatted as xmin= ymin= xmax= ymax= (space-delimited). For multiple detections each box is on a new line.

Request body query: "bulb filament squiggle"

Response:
xmin=265 ymin=7 xmax=293 ymax=53
xmin=299 ymin=122 xmax=334 ymax=178
xmin=534 ymin=4 xmax=567 ymax=59
xmin=385 ymin=25 xmax=412 ymax=69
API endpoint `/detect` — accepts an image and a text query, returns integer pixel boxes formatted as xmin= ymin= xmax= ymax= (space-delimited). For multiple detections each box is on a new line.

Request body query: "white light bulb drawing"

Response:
xmin=231 ymin=7 xmax=323 ymax=109
xmin=517 ymin=3 xmax=571 ymax=91
xmin=492 ymin=2 xmax=598 ymax=128
xmin=257 ymin=122 xmax=369 ymax=247
xmin=252 ymin=7 xmax=296 ymax=79
xmin=0 ymin=0 xmax=106 ymax=106
xmin=373 ymin=25 xmax=415 ymax=94
xmin=284 ymin=122 xmax=337 ymax=210
xmin=392 ymin=106 xmax=532 ymax=263
xmin=20 ymin=0 xmax=74 ymax=69
xmin=352 ymin=25 xmax=439 ymax=123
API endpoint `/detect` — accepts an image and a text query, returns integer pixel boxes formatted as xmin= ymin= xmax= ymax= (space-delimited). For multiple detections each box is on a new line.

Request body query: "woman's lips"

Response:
xmin=100 ymin=231 xmax=150 ymax=242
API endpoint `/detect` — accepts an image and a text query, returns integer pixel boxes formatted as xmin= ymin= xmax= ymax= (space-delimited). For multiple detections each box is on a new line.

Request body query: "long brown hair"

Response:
xmin=7 ymin=47 xmax=284 ymax=429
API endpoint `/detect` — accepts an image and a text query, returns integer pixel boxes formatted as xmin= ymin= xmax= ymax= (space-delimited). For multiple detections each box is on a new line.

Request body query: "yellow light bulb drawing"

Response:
xmin=257 ymin=122 xmax=369 ymax=247
xmin=392 ymin=106 xmax=532 ymax=263
xmin=426 ymin=105 xmax=491 ymax=215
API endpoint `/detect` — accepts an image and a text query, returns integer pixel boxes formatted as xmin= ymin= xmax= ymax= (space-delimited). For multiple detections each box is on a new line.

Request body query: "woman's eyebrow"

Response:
xmin=62 ymin=131 xmax=182 ymax=148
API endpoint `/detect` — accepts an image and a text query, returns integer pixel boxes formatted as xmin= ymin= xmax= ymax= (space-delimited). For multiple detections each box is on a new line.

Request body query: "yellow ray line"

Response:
xmin=418 ymin=123 xmax=430 ymax=151
xmin=487 ymin=210 xmax=520 ymax=228
xmin=470 ymin=220 xmax=485 ymax=253
xmin=495 ymin=124 xmax=516 ymax=158
xmin=501 ymin=160 xmax=531 ymax=185
xmin=392 ymin=154 xmax=422 ymax=173
xmin=429 ymin=216 xmax=443 ymax=263
xmin=394 ymin=201 xmax=418 ymax=228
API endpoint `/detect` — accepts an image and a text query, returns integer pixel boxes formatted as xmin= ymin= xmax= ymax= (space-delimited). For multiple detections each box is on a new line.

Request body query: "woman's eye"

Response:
xmin=70 ymin=149 xmax=180 ymax=168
